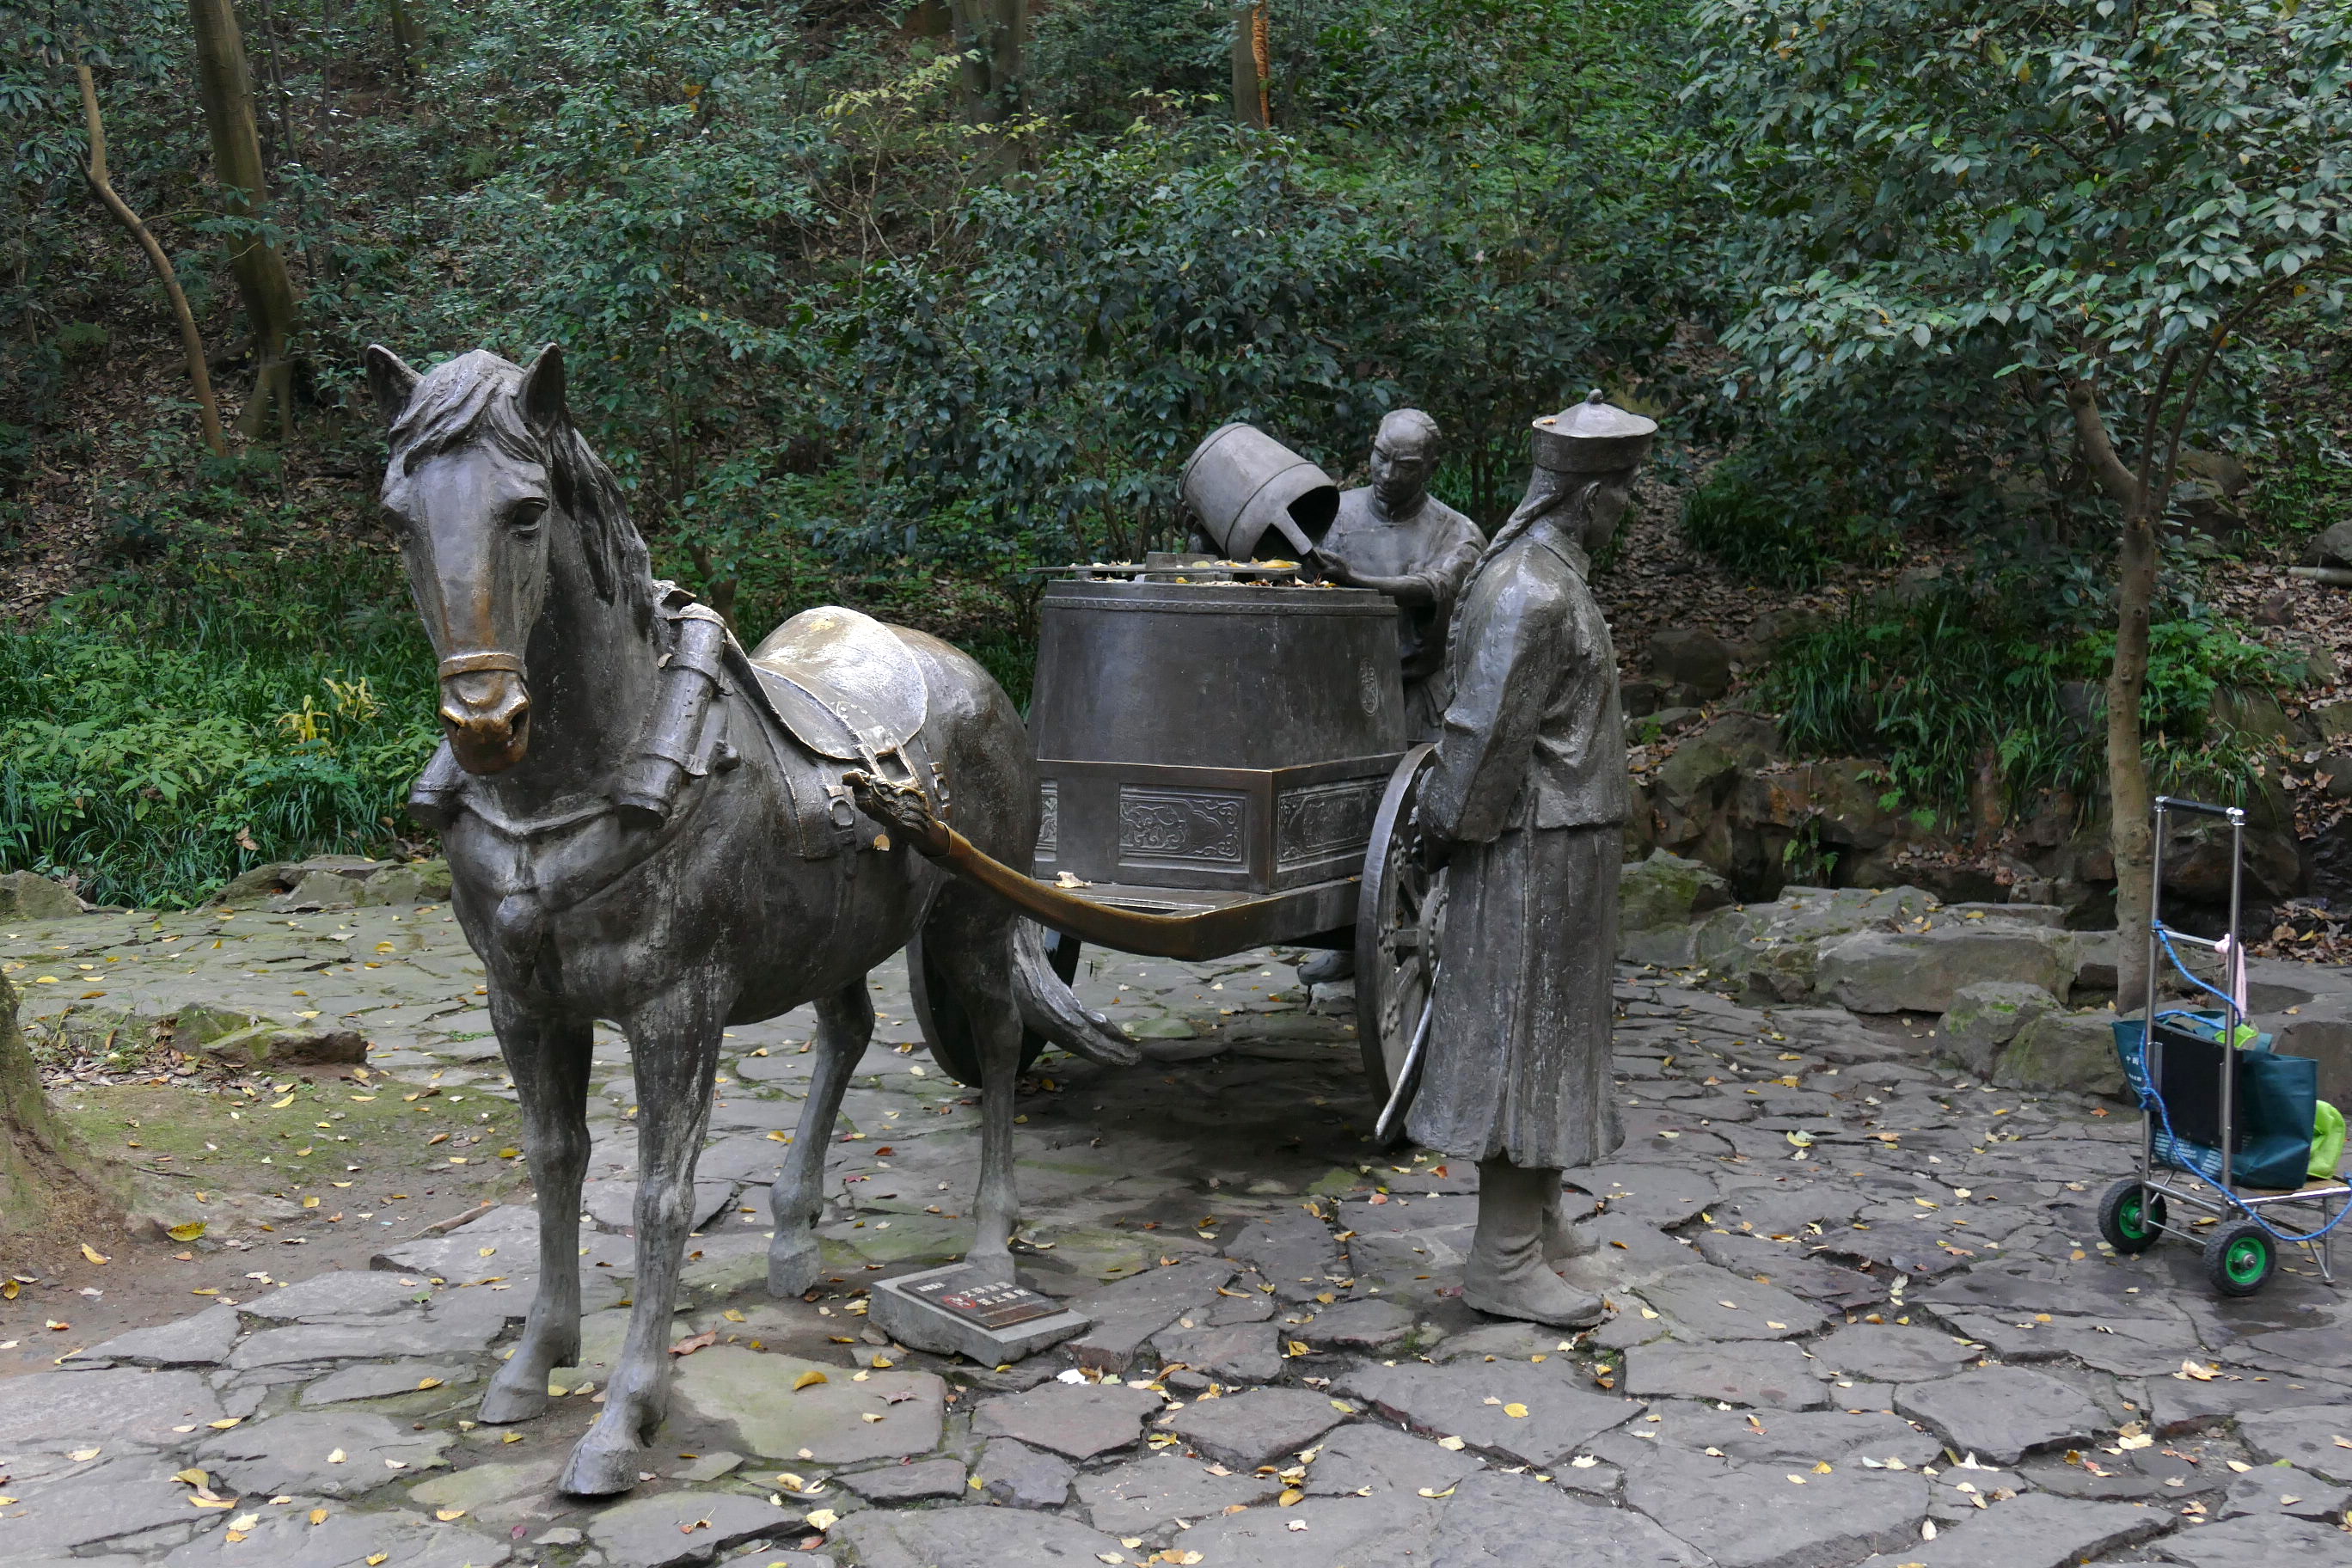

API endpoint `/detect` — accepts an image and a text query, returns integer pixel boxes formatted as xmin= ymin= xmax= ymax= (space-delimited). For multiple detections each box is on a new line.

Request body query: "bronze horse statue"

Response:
xmin=364 ymin=342 xmax=1136 ymax=1496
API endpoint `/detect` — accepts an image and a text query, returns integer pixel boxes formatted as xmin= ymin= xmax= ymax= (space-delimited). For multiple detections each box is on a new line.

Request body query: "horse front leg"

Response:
xmin=768 ymin=980 xmax=874 ymax=1296
xmin=559 ymin=985 xmax=726 ymax=1497
xmin=478 ymin=1001 xmax=592 ymax=1424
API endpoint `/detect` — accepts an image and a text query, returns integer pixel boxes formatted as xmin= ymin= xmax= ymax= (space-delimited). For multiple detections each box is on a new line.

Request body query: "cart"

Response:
xmin=904 ymin=562 xmax=1442 ymax=1147
xmin=2098 ymin=795 xmax=2350 ymax=1295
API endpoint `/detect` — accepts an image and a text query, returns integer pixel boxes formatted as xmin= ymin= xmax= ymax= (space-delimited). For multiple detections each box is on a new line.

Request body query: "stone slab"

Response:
xmin=194 ymin=1409 xmax=456 ymax=1498
xmin=580 ymin=1489 xmax=805 ymax=1568
xmin=1895 ymin=1364 xmax=2110 ymax=1464
xmin=1297 ymin=1296 xmax=1416 ymax=1351
xmin=1847 ymin=1491 xmax=2170 ymax=1568
xmin=867 ymin=1262 xmax=1088 ymax=1365
xmin=581 ymin=1178 xmax=735 ymax=1234
xmin=1339 ymin=1360 xmax=1643 ymax=1468
xmin=4 ymin=1367 xmax=225 ymax=1443
xmin=1626 ymin=1341 xmax=1828 ymax=1411
xmin=1625 ymin=1447 xmax=1929 ymax=1568
xmin=299 ymin=1360 xmax=474 ymax=1406
xmin=1303 ymin=1422 xmax=1485 ymax=1498
xmin=834 ymin=1506 xmax=1127 ymax=1568
xmin=1150 ymin=1320 xmax=1282 ymax=1383
xmin=974 ymin=1436 xmax=1075 ymax=1509
xmin=1074 ymin=1452 xmax=1282 ymax=1534
xmin=1632 ymin=1264 xmax=1833 ymax=1340
xmin=158 ymin=1498 xmax=512 ymax=1568
xmin=2237 ymin=1404 xmax=2352 ymax=1485
xmin=1810 ymin=1322 xmax=1979 ymax=1384
xmin=0 ymin=1457 xmax=205 ymax=1555
xmin=1166 ymin=1386 xmax=1348 ymax=1467
xmin=226 ymin=1316 xmax=501 ymax=1369
xmin=2147 ymin=1510 xmax=2352 ymax=1566
xmin=837 ymin=1456 xmax=968 ymax=1502
xmin=70 ymin=1303 xmax=242 ymax=1368
xmin=1063 ymin=1258 xmax=1235 ymax=1373
xmin=242 ymin=1269 xmax=434 ymax=1321
xmin=1431 ymin=1471 xmax=1708 ymax=1567
xmin=671 ymin=1347 xmax=945 ymax=1465
xmin=972 ymin=1379 xmax=1164 ymax=1461
xmin=2220 ymin=1462 xmax=2351 ymax=1523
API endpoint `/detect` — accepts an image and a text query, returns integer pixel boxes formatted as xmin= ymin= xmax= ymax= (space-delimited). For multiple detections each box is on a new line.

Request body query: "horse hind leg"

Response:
xmin=477 ymin=1007 xmax=593 ymax=1425
xmin=922 ymin=895 xmax=1026 ymax=1278
xmin=768 ymin=980 xmax=874 ymax=1297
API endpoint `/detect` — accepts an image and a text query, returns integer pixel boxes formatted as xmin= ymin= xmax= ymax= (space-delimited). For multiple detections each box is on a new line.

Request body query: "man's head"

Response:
xmin=1369 ymin=408 xmax=1440 ymax=514
xmin=1524 ymin=391 xmax=1654 ymax=555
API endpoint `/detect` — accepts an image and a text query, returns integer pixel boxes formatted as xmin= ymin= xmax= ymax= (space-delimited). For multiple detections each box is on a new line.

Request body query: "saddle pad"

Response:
xmin=744 ymin=605 xmax=928 ymax=763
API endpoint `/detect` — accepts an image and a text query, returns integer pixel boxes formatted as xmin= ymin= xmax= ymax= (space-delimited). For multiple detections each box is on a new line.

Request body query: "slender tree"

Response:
xmin=948 ymin=0 xmax=1024 ymax=133
xmin=1230 ymin=3 xmax=1268 ymax=128
xmin=187 ymin=0 xmax=301 ymax=438
xmin=1689 ymin=0 xmax=2352 ymax=1001
xmin=76 ymin=64 xmax=227 ymax=456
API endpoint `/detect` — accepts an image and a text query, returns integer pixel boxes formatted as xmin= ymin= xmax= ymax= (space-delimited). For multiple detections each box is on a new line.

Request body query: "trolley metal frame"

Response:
xmin=2127 ymin=795 xmax=2349 ymax=1287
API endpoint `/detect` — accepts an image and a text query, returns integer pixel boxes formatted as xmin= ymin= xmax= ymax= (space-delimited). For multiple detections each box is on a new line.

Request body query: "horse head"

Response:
xmin=368 ymin=342 xmax=609 ymax=775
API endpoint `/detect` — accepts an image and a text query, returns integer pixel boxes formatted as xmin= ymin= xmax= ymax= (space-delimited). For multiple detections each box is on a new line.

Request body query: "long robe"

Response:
xmin=1317 ymin=487 xmax=1483 ymax=740
xmin=1407 ymin=522 xmax=1625 ymax=1169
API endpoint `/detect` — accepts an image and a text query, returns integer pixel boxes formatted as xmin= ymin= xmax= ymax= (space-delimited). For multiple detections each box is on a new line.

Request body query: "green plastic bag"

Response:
xmin=2314 ymin=1100 xmax=2347 ymax=1182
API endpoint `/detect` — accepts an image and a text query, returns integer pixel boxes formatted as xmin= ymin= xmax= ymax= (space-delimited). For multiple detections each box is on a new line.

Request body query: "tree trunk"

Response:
xmin=388 ymin=0 xmax=421 ymax=80
xmin=188 ymin=0 xmax=301 ymax=438
xmin=2069 ymin=380 xmax=2156 ymax=1007
xmin=77 ymin=65 xmax=228 ymax=457
xmin=1231 ymin=3 xmax=1268 ymax=127
xmin=0 ymin=977 xmax=119 ymax=1245
xmin=948 ymin=0 xmax=1025 ymax=121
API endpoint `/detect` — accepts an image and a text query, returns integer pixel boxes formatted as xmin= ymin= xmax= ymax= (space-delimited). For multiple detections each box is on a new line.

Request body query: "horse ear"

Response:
xmin=364 ymin=344 xmax=421 ymax=430
xmin=519 ymin=343 xmax=567 ymax=432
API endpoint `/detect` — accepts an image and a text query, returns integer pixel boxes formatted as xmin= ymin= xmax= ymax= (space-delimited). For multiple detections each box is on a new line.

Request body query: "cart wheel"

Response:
xmin=1357 ymin=744 xmax=1440 ymax=1148
xmin=908 ymin=923 xmax=1064 ymax=1088
xmin=2202 ymin=1221 xmax=2275 ymax=1296
xmin=2098 ymin=1179 xmax=2166 ymax=1255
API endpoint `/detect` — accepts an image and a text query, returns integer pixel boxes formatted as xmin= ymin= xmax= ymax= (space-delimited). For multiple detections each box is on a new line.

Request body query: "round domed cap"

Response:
xmin=1530 ymin=389 xmax=1657 ymax=473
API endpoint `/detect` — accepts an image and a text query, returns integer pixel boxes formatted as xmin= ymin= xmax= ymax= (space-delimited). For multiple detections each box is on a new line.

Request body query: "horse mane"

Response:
xmin=387 ymin=349 xmax=651 ymax=608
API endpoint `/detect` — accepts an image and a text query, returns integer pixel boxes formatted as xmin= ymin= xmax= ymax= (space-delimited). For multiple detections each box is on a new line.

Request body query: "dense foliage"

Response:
xmin=1 ymin=0 xmax=2345 ymax=903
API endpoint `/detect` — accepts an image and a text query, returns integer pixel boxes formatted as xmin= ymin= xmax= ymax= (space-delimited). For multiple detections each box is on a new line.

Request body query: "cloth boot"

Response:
xmin=1542 ymin=1182 xmax=1598 ymax=1262
xmin=1463 ymin=1158 xmax=1605 ymax=1327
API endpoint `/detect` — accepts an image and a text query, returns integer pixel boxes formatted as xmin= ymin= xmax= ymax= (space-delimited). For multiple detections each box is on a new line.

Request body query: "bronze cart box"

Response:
xmin=1028 ymin=577 xmax=1406 ymax=901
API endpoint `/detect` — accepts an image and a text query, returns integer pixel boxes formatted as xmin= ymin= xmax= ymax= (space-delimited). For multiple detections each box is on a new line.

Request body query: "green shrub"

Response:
xmin=1762 ymin=588 xmax=2287 ymax=824
xmin=1679 ymin=446 xmax=1904 ymax=589
xmin=0 ymin=539 xmax=438 ymax=910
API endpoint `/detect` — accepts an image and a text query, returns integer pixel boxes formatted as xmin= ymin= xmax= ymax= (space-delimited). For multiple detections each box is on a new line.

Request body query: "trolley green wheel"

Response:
xmin=2098 ymin=1179 xmax=2165 ymax=1254
xmin=2202 ymin=1221 xmax=2275 ymax=1297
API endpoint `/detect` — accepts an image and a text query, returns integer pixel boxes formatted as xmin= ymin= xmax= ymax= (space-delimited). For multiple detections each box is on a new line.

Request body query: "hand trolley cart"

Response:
xmin=2099 ymin=796 xmax=2349 ymax=1295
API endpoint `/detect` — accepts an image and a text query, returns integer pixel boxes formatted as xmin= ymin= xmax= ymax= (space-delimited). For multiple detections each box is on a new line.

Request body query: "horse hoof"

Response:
xmin=558 ymin=1432 xmax=646 ymax=1497
xmin=769 ymin=1243 xmax=821 ymax=1298
xmin=476 ymin=1378 xmax=551 ymax=1424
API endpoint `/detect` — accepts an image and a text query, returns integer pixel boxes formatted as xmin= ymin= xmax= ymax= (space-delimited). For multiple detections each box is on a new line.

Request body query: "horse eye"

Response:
xmin=509 ymin=499 xmax=548 ymax=536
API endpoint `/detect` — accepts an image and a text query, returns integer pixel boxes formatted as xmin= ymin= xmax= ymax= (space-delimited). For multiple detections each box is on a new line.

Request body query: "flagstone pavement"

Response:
xmin=3 ymin=900 xmax=2349 ymax=1568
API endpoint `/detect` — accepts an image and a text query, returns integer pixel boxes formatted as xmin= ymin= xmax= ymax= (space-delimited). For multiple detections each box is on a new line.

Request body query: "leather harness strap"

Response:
xmin=438 ymin=650 xmax=527 ymax=679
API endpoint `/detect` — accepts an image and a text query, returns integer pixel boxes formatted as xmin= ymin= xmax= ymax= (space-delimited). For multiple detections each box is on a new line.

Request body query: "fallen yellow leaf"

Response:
xmin=435 ymin=1508 xmax=466 ymax=1521
xmin=309 ymin=1509 xmax=329 ymax=1525
xmin=793 ymin=1369 xmax=830 ymax=1390
xmin=69 ymin=1446 xmax=101 ymax=1461
xmin=368 ymin=1554 xmax=389 ymax=1565
xmin=271 ymin=1096 xmax=295 ymax=1109
xmin=207 ymin=1418 xmax=242 ymax=1430
xmin=1504 ymin=1403 xmax=1528 ymax=1418
xmin=302 ymin=1197 xmax=321 ymax=1209
xmin=81 ymin=1243 xmax=110 ymax=1265
xmin=327 ymin=1449 xmax=347 ymax=1464
xmin=167 ymin=1222 xmax=206 ymax=1242
xmin=805 ymin=1508 xmax=838 ymax=1531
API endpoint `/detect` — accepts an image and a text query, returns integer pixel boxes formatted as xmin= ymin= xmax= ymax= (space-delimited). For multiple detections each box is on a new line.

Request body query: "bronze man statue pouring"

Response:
xmin=1411 ymin=390 xmax=1656 ymax=1328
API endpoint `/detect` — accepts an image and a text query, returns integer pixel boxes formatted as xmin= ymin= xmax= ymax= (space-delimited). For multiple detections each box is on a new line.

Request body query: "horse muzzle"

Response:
xmin=438 ymin=653 xmax=531 ymax=774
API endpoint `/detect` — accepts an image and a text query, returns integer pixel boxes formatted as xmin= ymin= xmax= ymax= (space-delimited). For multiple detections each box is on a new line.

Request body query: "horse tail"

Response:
xmin=1010 ymin=920 xmax=1142 ymax=1068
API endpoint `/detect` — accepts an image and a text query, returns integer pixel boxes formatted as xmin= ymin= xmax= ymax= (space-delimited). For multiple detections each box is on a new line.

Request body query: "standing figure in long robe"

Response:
xmin=1411 ymin=390 xmax=1656 ymax=1327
